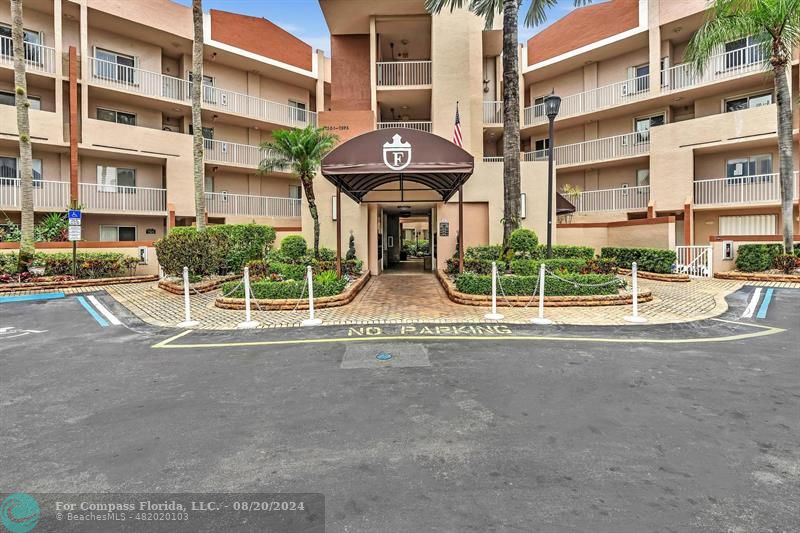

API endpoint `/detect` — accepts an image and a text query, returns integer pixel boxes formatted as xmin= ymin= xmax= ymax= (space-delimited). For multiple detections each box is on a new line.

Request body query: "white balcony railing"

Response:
xmin=202 ymin=85 xmax=317 ymax=127
xmin=0 ymin=178 xmax=68 ymax=210
xmin=0 ymin=35 xmax=57 ymax=74
xmin=206 ymin=192 xmax=301 ymax=218
xmin=694 ymin=172 xmax=799 ymax=206
xmin=524 ymin=75 xmax=650 ymax=127
xmin=569 ymin=185 xmax=650 ymax=213
xmin=482 ymin=156 xmax=504 ymax=163
xmin=203 ymin=139 xmax=282 ymax=169
xmin=483 ymin=101 xmax=503 ymax=124
xmin=377 ymin=121 xmax=432 ymax=133
xmin=376 ymin=61 xmax=432 ymax=87
xmin=524 ymin=132 xmax=650 ymax=167
xmin=89 ymin=57 xmax=190 ymax=102
xmin=662 ymin=43 xmax=766 ymax=92
xmin=80 ymin=182 xmax=167 ymax=213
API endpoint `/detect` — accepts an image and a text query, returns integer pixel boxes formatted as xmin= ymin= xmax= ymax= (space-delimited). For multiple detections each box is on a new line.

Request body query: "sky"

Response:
xmin=173 ymin=0 xmax=588 ymax=55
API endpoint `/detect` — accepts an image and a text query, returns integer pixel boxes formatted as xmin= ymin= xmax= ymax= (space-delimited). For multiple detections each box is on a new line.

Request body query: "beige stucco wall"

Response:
xmin=79 ymin=156 xmax=164 ymax=189
xmin=435 ymin=202 xmax=489 ymax=270
xmin=0 ymin=148 xmax=64 ymax=181
xmin=79 ymin=214 xmax=166 ymax=242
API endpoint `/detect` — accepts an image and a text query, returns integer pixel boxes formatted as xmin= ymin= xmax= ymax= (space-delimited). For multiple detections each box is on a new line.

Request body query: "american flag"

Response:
xmin=452 ymin=102 xmax=463 ymax=147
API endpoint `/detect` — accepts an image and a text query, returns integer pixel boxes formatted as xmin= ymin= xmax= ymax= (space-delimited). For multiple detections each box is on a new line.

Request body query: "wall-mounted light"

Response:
xmin=331 ymin=195 xmax=337 ymax=221
xmin=520 ymin=192 xmax=527 ymax=219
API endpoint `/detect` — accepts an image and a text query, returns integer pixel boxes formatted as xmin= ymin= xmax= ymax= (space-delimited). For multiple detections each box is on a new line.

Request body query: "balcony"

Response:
xmin=88 ymin=57 xmax=317 ymax=128
xmin=569 ymin=185 xmax=650 ymax=213
xmin=377 ymin=121 xmax=432 ymax=133
xmin=376 ymin=61 xmax=432 ymax=87
xmin=0 ymin=36 xmax=56 ymax=75
xmin=0 ymin=179 xmax=166 ymax=214
xmin=523 ymin=132 xmax=650 ymax=168
xmin=524 ymin=75 xmax=650 ymax=127
xmin=662 ymin=43 xmax=766 ymax=93
xmin=206 ymin=192 xmax=301 ymax=219
xmin=483 ymin=101 xmax=503 ymax=125
xmin=694 ymin=172 xmax=799 ymax=207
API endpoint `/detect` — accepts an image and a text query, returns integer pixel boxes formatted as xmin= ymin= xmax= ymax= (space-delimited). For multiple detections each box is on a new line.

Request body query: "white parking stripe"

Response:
xmin=741 ymin=288 xmax=762 ymax=319
xmin=87 ymin=295 xmax=122 ymax=325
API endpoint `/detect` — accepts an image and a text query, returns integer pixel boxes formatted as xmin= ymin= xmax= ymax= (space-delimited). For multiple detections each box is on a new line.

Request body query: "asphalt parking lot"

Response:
xmin=1 ymin=287 xmax=798 ymax=532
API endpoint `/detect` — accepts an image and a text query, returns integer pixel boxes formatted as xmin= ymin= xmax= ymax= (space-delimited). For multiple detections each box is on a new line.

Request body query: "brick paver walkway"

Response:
xmin=4 ymin=274 xmax=798 ymax=330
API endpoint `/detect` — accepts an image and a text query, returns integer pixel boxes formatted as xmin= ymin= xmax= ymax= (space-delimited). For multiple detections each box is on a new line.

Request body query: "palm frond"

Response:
xmin=257 ymin=126 xmax=338 ymax=179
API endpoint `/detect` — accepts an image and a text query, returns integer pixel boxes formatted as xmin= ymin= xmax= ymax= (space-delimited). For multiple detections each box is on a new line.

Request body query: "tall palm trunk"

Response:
xmin=192 ymin=0 xmax=206 ymax=231
xmin=12 ymin=0 xmax=34 ymax=270
xmin=501 ymin=0 xmax=521 ymax=248
xmin=773 ymin=60 xmax=794 ymax=253
xmin=300 ymin=174 xmax=320 ymax=257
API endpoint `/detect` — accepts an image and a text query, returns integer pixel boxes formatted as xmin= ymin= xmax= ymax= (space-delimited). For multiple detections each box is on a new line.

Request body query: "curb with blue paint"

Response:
xmin=77 ymin=296 xmax=109 ymax=327
xmin=756 ymin=288 xmax=774 ymax=320
xmin=0 ymin=292 xmax=65 ymax=304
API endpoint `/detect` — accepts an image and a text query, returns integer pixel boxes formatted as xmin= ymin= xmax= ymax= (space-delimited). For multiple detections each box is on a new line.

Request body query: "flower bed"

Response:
xmin=0 ymin=274 xmax=158 ymax=293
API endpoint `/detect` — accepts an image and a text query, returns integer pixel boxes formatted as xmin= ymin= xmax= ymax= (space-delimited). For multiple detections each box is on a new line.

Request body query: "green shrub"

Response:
xmin=773 ymin=254 xmax=799 ymax=274
xmin=735 ymin=244 xmax=784 ymax=272
xmin=280 ymin=235 xmax=307 ymax=260
xmin=584 ymin=257 xmax=618 ymax=274
xmin=464 ymin=245 xmax=503 ymax=261
xmin=446 ymin=258 xmax=506 ymax=275
xmin=155 ymin=229 xmax=228 ymax=277
xmin=270 ymin=261 xmax=306 ymax=281
xmin=0 ymin=253 xmax=18 ymax=274
xmin=346 ymin=234 xmax=357 ymax=260
xmin=31 ymin=252 xmax=138 ymax=279
xmin=550 ymin=245 xmax=595 ymax=260
xmin=207 ymin=224 xmax=275 ymax=272
xmin=508 ymin=229 xmax=539 ymax=257
xmin=454 ymin=272 xmax=620 ymax=296
xmin=222 ymin=275 xmax=347 ymax=299
xmin=510 ymin=258 xmax=587 ymax=276
xmin=316 ymin=247 xmax=336 ymax=261
xmin=314 ymin=270 xmax=339 ymax=284
xmin=600 ymin=247 xmax=676 ymax=274
xmin=314 ymin=259 xmax=363 ymax=276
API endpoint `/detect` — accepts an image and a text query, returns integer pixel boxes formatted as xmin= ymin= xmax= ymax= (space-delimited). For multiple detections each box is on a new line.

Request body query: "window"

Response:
xmin=726 ymin=154 xmax=772 ymax=183
xmin=205 ymin=176 xmax=213 ymax=193
xmin=0 ymin=90 xmax=41 ymax=110
xmin=96 ymin=107 xmax=136 ymax=126
xmin=288 ymin=184 xmax=302 ymax=199
xmin=719 ymin=214 xmax=775 ymax=236
xmin=533 ymin=95 xmax=547 ymax=118
xmin=725 ymin=92 xmax=772 ymax=113
xmin=533 ymin=138 xmax=549 ymax=160
xmin=93 ymin=48 xmax=135 ymax=84
xmin=289 ymin=100 xmax=307 ymax=123
xmin=630 ymin=63 xmax=650 ymax=93
xmin=723 ymin=36 xmax=763 ymax=69
xmin=97 ymin=165 xmax=136 ymax=192
xmin=0 ymin=157 xmax=43 ymax=183
xmin=100 ymin=225 xmax=137 ymax=242
xmin=634 ymin=113 xmax=665 ymax=142
xmin=636 ymin=169 xmax=650 ymax=187
xmin=0 ymin=24 xmax=43 ymax=64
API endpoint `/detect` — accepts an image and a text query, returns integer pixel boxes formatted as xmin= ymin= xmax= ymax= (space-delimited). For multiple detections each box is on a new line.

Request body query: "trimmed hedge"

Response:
xmin=600 ymin=247 xmax=676 ymax=274
xmin=207 ymin=224 xmax=275 ymax=272
xmin=222 ymin=275 xmax=347 ymax=299
xmin=463 ymin=244 xmax=595 ymax=262
xmin=550 ymin=245 xmax=594 ymax=260
xmin=454 ymin=272 xmax=621 ymax=296
xmin=446 ymin=258 xmax=507 ymax=275
xmin=155 ymin=229 xmax=228 ymax=276
xmin=735 ymin=244 xmax=784 ymax=272
xmin=511 ymin=258 xmax=585 ymax=276
xmin=280 ymin=235 xmax=308 ymax=260
xmin=465 ymin=245 xmax=504 ymax=261
xmin=508 ymin=229 xmax=538 ymax=257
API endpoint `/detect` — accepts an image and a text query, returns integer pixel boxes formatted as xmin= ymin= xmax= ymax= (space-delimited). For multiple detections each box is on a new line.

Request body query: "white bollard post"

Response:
xmin=624 ymin=261 xmax=647 ymax=323
xmin=301 ymin=265 xmax=322 ymax=326
xmin=531 ymin=263 xmax=552 ymax=325
xmin=237 ymin=266 xmax=259 ymax=329
xmin=484 ymin=261 xmax=504 ymax=321
xmin=176 ymin=266 xmax=199 ymax=328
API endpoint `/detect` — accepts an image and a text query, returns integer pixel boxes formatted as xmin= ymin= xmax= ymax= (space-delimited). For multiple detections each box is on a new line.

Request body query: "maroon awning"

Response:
xmin=557 ymin=192 xmax=576 ymax=215
xmin=321 ymin=128 xmax=474 ymax=203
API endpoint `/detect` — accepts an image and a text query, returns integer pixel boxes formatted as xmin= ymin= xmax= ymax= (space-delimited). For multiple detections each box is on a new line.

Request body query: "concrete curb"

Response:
xmin=158 ymin=273 xmax=241 ymax=295
xmin=0 ymin=275 xmax=159 ymax=294
xmin=619 ymin=268 xmax=690 ymax=282
xmin=715 ymin=271 xmax=800 ymax=283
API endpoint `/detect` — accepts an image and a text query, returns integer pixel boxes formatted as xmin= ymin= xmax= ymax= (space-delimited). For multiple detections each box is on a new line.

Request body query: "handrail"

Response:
xmin=662 ymin=43 xmax=766 ymax=92
xmin=570 ymin=185 xmax=650 ymax=212
xmin=483 ymin=101 xmax=503 ymax=124
xmin=523 ymin=132 xmax=650 ymax=167
xmin=694 ymin=172 xmax=799 ymax=205
xmin=205 ymin=191 xmax=301 ymax=218
xmin=376 ymin=60 xmax=432 ymax=86
xmin=0 ymin=35 xmax=56 ymax=74
xmin=377 ymin=121 xmax=432 ymax=132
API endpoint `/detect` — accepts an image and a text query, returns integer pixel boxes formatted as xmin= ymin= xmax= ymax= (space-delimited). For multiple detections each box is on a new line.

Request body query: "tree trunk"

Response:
xmin=501 ymin=0 xmax=521 ymax=249
xmin=773 ymin=62 xmax=794 ymax=253
xmin=301 ymin=174 xmax=320 ymax=257
xmin=192 ymin=0 xmax=206 ymax=231
xmin=12 ymin=0 xmax=34 ymax=271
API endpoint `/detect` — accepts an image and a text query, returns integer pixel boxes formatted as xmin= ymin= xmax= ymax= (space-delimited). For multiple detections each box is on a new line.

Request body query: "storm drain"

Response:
xmin=341 ymin=343 xmax=431 ymax=369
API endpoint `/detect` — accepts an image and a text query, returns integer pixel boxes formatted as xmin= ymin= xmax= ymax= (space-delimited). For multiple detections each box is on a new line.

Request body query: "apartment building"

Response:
xmin=0 ymin=0 xmax=324 ymax=244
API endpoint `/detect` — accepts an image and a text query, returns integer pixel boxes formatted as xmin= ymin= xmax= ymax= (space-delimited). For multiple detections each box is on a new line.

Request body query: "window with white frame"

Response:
xmin=719 ymin=214 xmax=775 ymax=236
xmin=629 ymin=63 xmax=650 ymax=93
xmin=93 ymin=48 xmax=135 ymax=84
xmin=636 ymin=169 xmax=650 ymax=187
xmin=634 ymin=113 xmax=665 ymax=143
xmin=726 ymin=154 xmax=772 ymax=183
xmin=0 ymin=90 xmax=41 ymax=110
xmin=723 ymin=36 xmax=764 ymax=69
xmin=96 ymin=107 xmax=136 ymax=126
xmin=97 ymin=165 xmax=136 ymax=192
xmin=533 ymin=95 xmax=547 ymax=117
xmin=0 ymin=23 xmax=43 ymax=64
xmin=288 ymin=184 xmax=302 ymax=199
xmin=289 ymin=100 xmax=307 ymax=122
xmin=0 ymin=157 xmax=43 ymax=183
xmin=724 ymin=92 xmax=772 ymax=113
xmin=533 ymin=138 xmax=549 ymax=160
xmin=100 ymin=225 xmax=137 ymax=241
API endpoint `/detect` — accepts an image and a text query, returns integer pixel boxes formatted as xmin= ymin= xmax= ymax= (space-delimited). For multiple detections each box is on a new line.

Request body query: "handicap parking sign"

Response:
xmin=68 ymin=210 xmax=81 ymax=226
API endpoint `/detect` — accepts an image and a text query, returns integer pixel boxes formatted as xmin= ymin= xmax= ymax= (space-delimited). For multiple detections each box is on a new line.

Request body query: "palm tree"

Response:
xmin=686 ymin=0 xmax=798 ymax=253
xmin=258 ymin=127 xmax=338 ymax=257
xmin=191 ymin=0 xmax=206 ymax=231
xmin=11 ymin=0 xmax=34 ymax=270
xmin=424 ymin=0 xmax=590 ymax=249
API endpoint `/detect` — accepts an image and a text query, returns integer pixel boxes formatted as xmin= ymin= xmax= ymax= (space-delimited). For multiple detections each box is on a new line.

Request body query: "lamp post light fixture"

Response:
xmin=544 ymin=92 xmax=561 ymax=259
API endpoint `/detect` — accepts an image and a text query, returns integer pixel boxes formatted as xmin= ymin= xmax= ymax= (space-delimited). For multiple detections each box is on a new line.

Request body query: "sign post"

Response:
xmin=68 ymin=209 xmax=81 ymax=277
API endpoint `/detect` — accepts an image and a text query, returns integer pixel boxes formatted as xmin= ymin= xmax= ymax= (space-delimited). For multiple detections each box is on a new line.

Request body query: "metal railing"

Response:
xmin=524 ymin=132 xmax=650 ymax=167
xmin=569 ymin=185 xmax=650 ymax=213
xmin=202 ymin=85 xmax=317 ymax=127
xmin=524 ymin=75 xmax=651 ymax=127
xmin=206 ymin=192 xmax=301 ymax=218
xmin=694 ymin=172 xmax=799 ymax=205
xmin=675 ymin=245 xmax=712 ymax=278
xmin=0 ymin=35 xmax=56 ymax=74
xmin=203 ymin=139 xmax=287 ymax=169
xmin=482 ymin=156 xmax=504 ymax=163
xmin=483 ymin=101 xmax=503 ymax=124
xmin=376 ymin=60 xmax=432 ymax=87
xmin=0 ymin=178 xmax=68 ymax=210
xmin=662 ymin=43 xmax=766 ymax=92
xmin=89 ymin=57 xmax=190 ymax=102
xmin=377 ymin=121 xmax=432 ymax=132
xmin=80 ymin=182 xmax=167 ymax=213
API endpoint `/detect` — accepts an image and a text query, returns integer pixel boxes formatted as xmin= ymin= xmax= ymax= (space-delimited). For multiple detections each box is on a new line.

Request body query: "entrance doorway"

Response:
xmin=381 ymin=206 xmax=434 ymax=274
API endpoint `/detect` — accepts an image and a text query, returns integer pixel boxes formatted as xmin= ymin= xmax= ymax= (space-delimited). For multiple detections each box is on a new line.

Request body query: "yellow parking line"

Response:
xmin=152 ymin=324 xmax=785 ymax=349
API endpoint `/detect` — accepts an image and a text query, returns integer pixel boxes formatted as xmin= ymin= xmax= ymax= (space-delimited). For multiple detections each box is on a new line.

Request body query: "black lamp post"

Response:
xmin=544 ymin=92 xmax=561 ymax=259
